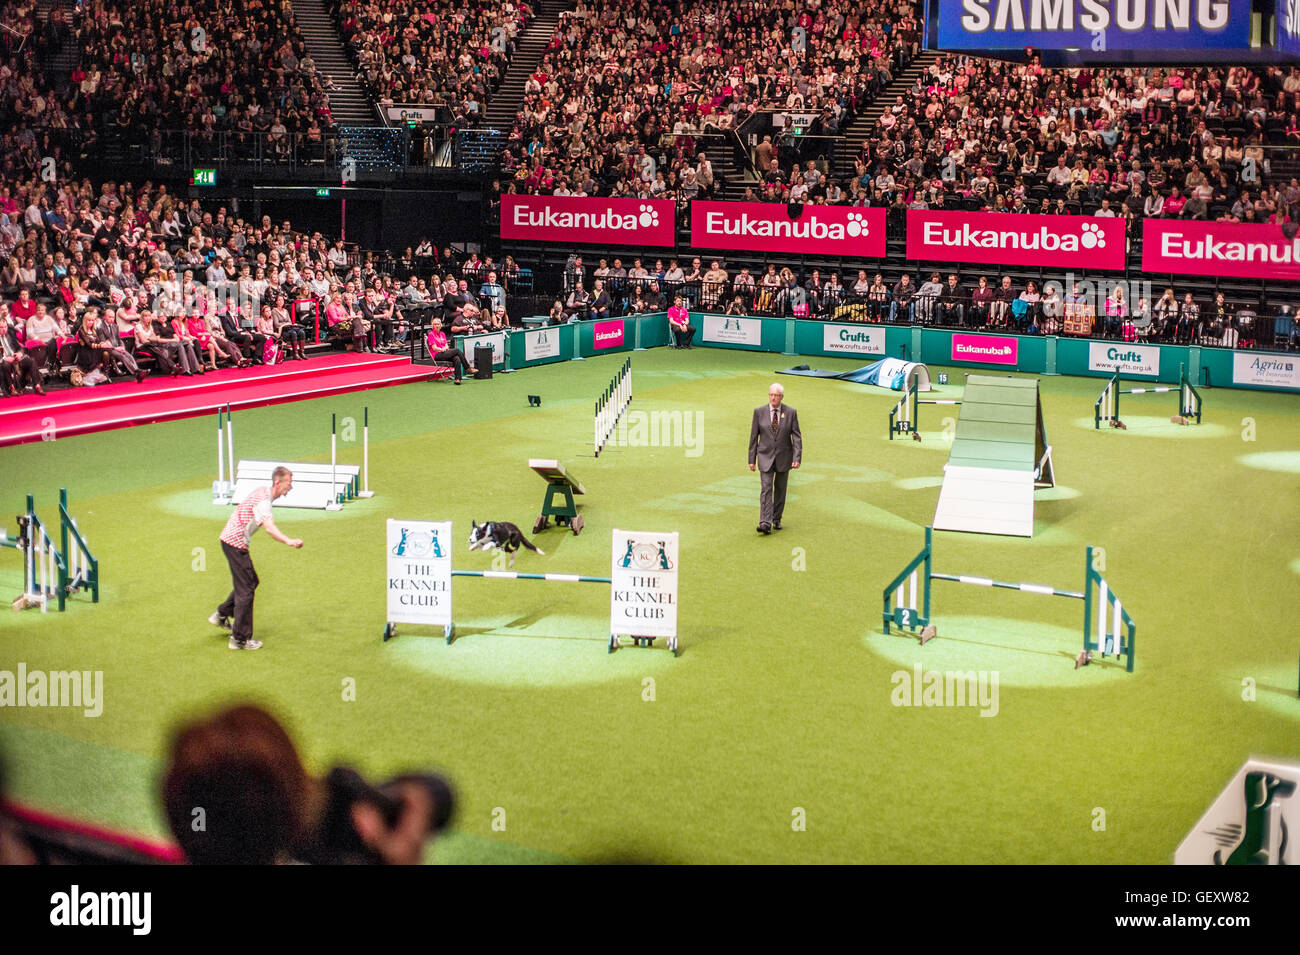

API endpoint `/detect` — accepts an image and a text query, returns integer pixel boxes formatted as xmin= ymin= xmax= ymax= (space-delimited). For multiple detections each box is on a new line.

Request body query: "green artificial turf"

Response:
xmin=1 ymin=348 xmax=1297 ymax=864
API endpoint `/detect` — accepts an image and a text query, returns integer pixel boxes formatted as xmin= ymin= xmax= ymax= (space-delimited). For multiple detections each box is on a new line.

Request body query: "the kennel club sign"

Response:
xmin=1142 ymin=220 xmax=1300 ymax=282
xmin=934 ymin=1 xmax=1250 ymax=50
xmin=523 ymin=326 xmax=561 ymax=361
xmin=386 ymin=520 xmax=452 ymax=628
xmin=702 ymin=315 xmax=763 ymax=347
xmin=1175 ymin=758 xmax=1300 ymax=864
xmin=500 ymin=196 xmax=675 ymax=247
xmin=907 ymin=210 xmax=1125 ymax=269
xmin=691 ymin=201 xmax=886 ymax=257
xmin=611 ymin=530 xmax=678 ymax=639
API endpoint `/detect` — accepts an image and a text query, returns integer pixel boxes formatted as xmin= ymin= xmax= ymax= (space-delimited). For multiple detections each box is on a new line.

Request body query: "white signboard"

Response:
xmin=1232 ymin=352 xmax=1300 ymax=391
xmin=1088 ymin=342 xmax=1161 ymax=378
xmin=386 ymin=106 xmax=440 ymax=123
xmin=386 ymin=519 xmax=452 ymax=627
xmin=823 ymin=324 xmax=885 ymax=355
xmin=702 ymin=315 xmax=762 ymax=347
xmin=523 ymin=326 xmax=562 ymax=361
xmin=610 ymin=530 xmax=678 ymax=639
xmin=462 ymin=332 xmax=506 ymax=367
xmin=1175 ymin=758 xmax=1300 ymax=864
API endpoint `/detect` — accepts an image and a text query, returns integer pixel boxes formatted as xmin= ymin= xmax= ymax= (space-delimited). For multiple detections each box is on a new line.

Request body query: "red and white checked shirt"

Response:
xmin=220 ymin=486 xmax=274 ymax=550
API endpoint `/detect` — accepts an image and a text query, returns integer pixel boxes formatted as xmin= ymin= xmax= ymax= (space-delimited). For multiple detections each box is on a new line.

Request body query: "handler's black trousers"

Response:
xmin=218 ymin=541 xmax=259 ymax=644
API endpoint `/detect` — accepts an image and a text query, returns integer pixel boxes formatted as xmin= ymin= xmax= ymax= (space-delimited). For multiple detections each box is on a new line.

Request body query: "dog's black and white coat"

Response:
xmin=467 ymin=521 xmax=545 ymax=567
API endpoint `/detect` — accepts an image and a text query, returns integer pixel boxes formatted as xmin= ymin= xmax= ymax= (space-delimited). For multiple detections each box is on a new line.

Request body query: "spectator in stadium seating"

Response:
xmin=1152 ymin=288 xmax=1179 ymax=341
xmin=1176 ymin=292 xmax=1200 ymax=344
xmin=479 ymin=272 xmax=507 ymax=314
xmin=939 ymin=274 xmax=965 ymax=326
xmin=0 ymin=312 xmax=44 ymax=395
xmin=565 ymin=282 xmax=591 ymax=323
xmin=589 ymin=280 xmax=612 ymax=322
xmin=132 ymin=313 xmax=179 ymax=377
xmin=864 ymin=273 xmax=889 ymax=322
xmin=890 ymin=273 xmax=916 ymax=324
xmin=915 ymin=271 xmax=944 ymax=325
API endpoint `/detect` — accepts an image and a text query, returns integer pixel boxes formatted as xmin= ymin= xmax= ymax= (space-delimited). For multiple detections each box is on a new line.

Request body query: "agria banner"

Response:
xmin=932 ymin=1 xmax=1250 ymax=50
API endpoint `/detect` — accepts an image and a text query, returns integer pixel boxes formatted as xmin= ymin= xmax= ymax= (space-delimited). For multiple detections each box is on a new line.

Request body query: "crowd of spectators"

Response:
xmin=334 ymin=0 xmax=531 ymax=128
xmin=846 ymin=57 xmax=1300 ymax=229
xmin=500 ymin=0 xmax=921 ymax=201
xmin=545 ymin=254 xmax=1279 ymax=349
xmin=0 ymin=0 xmax=339 ymax=172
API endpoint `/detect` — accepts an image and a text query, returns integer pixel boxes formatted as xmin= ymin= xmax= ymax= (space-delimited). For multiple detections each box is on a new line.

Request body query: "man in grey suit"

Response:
xmin=748 ymin=382 xmax=802 ymax=534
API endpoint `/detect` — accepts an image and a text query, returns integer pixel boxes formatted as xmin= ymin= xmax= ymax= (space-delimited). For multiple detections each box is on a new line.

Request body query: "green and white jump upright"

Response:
xmin=881 ymin=526 xmax=1136 ymax=672
xmin=888 ymin=377 xmax=963 ymax=440
xmin=1095 ymin=362 xmax=1201 ymax=429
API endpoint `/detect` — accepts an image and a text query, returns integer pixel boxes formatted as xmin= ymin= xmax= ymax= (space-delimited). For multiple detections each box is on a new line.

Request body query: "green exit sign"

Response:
xmin=191 ymin=168 xmax=217 ymax=187
xmin=315 ymin=188 xmax=331 ymax=198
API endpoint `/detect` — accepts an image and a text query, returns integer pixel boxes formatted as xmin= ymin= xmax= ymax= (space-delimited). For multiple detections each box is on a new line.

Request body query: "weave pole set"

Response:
xmin=594 ymin=358 xmax=631 ymax=456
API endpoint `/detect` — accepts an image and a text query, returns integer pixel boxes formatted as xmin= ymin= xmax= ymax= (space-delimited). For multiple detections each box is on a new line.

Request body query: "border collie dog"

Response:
xmin=467 ymin=521 xmax=545 ymax=567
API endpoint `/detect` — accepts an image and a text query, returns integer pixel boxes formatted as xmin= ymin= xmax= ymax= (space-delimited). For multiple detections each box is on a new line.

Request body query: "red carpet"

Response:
xmin=0 ymin=354 xmax=436 ymax=447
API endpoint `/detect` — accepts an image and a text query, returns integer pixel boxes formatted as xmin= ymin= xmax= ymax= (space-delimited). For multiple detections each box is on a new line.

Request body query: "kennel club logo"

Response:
xmin=618 ymin=538 xmax=675 ymax=571
xmin=391 ymin=526 xmax=444 ymax=559
xmin=1175 ymin=758 xmax=1300 ymax=865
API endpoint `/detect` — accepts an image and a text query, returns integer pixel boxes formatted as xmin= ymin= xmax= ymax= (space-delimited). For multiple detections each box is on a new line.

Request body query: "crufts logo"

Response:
xmin=50 ymin=886 xmax=151 ymax=935
xmin=1175 ymin=759 xmax=1300 ymax=864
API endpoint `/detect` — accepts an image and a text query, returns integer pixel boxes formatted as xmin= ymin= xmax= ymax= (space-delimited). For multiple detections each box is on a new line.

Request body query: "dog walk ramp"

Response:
xmin=933 ymin=376 xmax=1053 ymax=538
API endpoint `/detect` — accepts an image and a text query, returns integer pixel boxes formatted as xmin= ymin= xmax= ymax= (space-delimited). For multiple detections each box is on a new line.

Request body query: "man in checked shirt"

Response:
xmin=210 ymin=467 xmax=303 ymax=650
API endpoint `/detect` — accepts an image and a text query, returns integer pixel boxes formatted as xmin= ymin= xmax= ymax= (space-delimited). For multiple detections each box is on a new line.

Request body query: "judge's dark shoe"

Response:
xmin=756 ymin=523 xmax=771 ymax=535
xmin=773 ymin=521 xmax=782 ymax=530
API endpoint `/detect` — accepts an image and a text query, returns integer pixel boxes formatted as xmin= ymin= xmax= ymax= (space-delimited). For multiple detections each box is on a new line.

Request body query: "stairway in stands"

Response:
xmin=480 ymin=0 xmax=573 ymax=133
xmin=292 ymin=0 xmax=378 ymax=126
xmin=831 ymin=50 xmax=940 ymax=176
xmin=32 ymin=0 xmax=78 ymax=86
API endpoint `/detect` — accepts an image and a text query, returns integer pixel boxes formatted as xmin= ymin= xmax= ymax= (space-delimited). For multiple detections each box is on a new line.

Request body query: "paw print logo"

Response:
xmin=1080 ymin=221 xmax=1106 ymax=249
xmin=638 ymin=204 xmax=659 ymax=228
xmin=845 ymin=211 xmax=869 ymax=238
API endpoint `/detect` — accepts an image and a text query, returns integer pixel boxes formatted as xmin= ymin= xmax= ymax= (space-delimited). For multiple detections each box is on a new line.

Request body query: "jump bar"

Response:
xmin=931 ymin=572 xmax=1084 ymax=599
xmin=453 ymin=571 xmax=612 ymax=584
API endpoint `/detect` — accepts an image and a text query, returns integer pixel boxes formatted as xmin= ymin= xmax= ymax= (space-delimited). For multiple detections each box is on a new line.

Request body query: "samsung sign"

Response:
xmin=934 ymin=1 xmax=1249 ymax=50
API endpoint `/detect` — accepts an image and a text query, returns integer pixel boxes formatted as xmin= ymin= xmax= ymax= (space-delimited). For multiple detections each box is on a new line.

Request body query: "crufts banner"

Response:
xmin=932 ymin=0 xmax=1250 ymax=51
xmin=906 ymin=209 xmax=1126 ymax=269
xmin=500 ymin=195 xmax=675 ymax=247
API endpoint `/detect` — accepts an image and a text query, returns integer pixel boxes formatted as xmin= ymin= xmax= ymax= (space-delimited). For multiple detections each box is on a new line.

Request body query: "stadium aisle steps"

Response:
xmin=294 ymin=0 xmax=378 ymax=125
xmin=480 ymin=0 xmax=575 ymax=131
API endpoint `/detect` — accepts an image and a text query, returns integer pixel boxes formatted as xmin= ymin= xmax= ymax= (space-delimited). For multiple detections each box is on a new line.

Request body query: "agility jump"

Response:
xmin=215 ymin=405 xmax=376 ymax=509
xmin=595 ymin=358 xmax=631 ymax=456
xmin=888 ymin=377 xmax=963 ymax=441
xmin=1094 ymin=363 xmax=1201 ymax=429
xmin=881 ymin=526 xmax=1136 ymax=672
xmin=2 ymin=489 xmax=99 ymax=613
